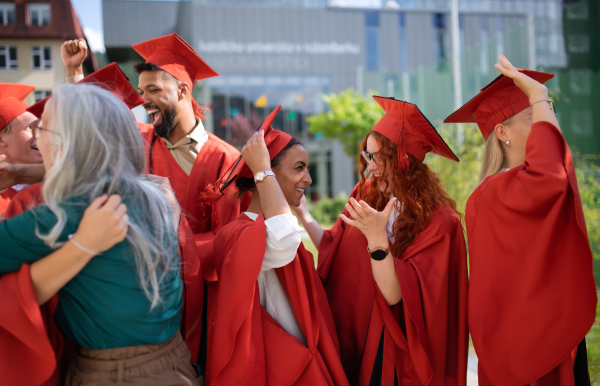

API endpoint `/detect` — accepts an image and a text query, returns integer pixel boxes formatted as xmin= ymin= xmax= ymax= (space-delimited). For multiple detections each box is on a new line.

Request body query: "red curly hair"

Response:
xmin=357 ymin=131 xmax=459 ymax=256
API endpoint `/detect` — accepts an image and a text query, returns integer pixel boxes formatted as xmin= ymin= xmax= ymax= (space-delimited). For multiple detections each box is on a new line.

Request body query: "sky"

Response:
xmin=70 ymin=0 xmax=105 ymax=53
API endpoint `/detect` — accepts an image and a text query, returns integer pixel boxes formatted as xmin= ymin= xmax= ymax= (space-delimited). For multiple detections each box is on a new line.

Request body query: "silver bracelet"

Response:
xmin=68 ymin=234 xmax=96 ymax=255
xmin=530 ymin=99 xmax=551 ymax=108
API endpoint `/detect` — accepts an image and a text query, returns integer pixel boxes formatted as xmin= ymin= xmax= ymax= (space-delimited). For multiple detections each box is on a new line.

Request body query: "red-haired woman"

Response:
xmin=294 ymin=96 xmax=468 ymax=385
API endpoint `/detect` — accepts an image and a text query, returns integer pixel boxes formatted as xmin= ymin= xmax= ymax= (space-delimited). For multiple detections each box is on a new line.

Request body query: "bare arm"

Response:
xmin=341 ymin=197 xmax=401 ymax=305
xmin=29 ymin=195 xmax=128 ymax=304
xmin=291 ymin=195 xmax=324 ymax=249
xmin=0 ymin=155 xmax=45 ymax=191
xmin=495 ymin=55 xmax=560 ymax=129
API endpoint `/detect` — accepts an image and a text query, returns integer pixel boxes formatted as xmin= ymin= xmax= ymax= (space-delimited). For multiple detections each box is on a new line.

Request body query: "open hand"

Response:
xmin=495 ymin=55 xmax=548 ymax=103
xmin=340 ymin=197 xmax=397 ymax=245
xmin=290 ymin=194 xmax=308 ymax=218
xmin=71 ymin=195 xmax=128 ymax=255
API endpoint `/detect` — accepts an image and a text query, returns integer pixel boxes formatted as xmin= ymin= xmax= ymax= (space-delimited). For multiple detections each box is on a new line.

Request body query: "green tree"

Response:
xmin=425 ymin=123 xmax=486 ymax=214
xmin=307 ymin=88 xmax=384 ymax=156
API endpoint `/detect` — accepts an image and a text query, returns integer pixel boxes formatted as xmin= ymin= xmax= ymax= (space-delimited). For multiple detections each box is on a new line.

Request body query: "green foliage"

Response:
xmin=572 ymin=150 xmax=600 ymax=285
xmin=586 ymin=302 xmax=600 ymax=381
xmin=308 ymin=192 xmax=349 ymax=225
xmin=424 ymin=123 xmax=486 ymax=214
xmin=307 ymin=88 xmax=384 ymax=156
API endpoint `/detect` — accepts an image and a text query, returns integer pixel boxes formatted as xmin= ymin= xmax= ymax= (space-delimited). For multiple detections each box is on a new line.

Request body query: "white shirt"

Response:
xmin=245 ymin=212 xmax=306 ymax=344
xmin=386 ymin=197 xmax=401 ymax=244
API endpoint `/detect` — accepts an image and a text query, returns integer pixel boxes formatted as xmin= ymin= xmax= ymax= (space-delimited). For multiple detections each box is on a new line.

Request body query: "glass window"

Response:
xmin=366 ymin=28 xmax=381 ymax=72
xmin=0 ymin=46 xmax=18 ymax=70
xmin=28 ymin=3 xmax=51 ymax=26
xmin=31 ymin=46 xmax=52 ymax=70
xmin=365 ymin=11 xmax=379 ymax=27
xmin=0 ymin=3 xmax=15 ymax=26
xmin=34 ymin=90 xmax=51 ymax=102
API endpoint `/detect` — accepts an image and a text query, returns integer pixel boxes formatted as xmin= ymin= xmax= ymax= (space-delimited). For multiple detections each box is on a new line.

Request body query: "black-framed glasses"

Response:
xmin=32 ymin=120 xmax=60 ymax=139
xmin=361 ymin=150 xmax=382 ymax=165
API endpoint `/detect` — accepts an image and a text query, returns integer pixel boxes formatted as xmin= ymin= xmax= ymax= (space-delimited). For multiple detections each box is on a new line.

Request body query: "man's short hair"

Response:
xmin=134 ymin=62 xmax=162 ymax=74
xmin=0 ymin=122 xmax=11 ymax=135
xmin=134 ymin=62 xmax=181 ymax=86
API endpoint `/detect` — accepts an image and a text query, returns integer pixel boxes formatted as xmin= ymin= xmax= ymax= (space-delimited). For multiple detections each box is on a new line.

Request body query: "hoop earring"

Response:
xmin=505 ymin=140 xmax=510 ymax=147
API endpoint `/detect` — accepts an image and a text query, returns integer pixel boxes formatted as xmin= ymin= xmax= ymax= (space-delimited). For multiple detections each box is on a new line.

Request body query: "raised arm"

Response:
xmin=242 ymin=129 xmax=290 ymax=219
xmin=61 ymin=38 xmax=88 ymax=81
xmin=29 ymin=195 xmax=128 ymax=304
xmin=495 ymin=55 xmax=559 ymax=129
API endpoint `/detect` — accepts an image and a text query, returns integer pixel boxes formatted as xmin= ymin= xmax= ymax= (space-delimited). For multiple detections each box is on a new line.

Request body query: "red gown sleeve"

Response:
xmin=0 ymin=264 xmax=60 ymax=386
xmin=466 ymin=121 xmax=596 ymax=385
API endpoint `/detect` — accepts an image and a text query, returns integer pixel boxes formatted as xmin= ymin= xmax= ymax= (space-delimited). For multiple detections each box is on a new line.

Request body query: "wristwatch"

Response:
xmin=367 ymin=245 xmax=389 ymax=261
xmin=254 ymin=170 xmax=275 ymax=183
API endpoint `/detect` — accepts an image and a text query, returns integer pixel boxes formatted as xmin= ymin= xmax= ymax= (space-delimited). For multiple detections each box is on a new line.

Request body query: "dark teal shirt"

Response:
xmin=0 ymin=196 xmax=182 ymax=349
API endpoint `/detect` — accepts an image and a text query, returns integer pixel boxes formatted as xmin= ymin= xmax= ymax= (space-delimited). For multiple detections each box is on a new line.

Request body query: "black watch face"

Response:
xmin=371 ymin=249 xmax=387 ymax=261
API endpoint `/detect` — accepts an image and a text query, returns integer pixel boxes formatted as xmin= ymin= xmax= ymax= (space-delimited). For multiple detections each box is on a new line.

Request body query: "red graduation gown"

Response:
xmin=319 ymin=182 xmax=468 ymax=386
xmin=0 ymin=187 xmax=18 ymax=214
xmin=139 ymin=123 xmax=248 ymax=280
xmin=139 ymin=123 xmax=247 ymax=363
xmin=206 ymin=213 xmax=349 ymax=386
xmin=0 ymin=183 xmax=60 ymax=385
xmin=466 ymin=121 xmax=597 ymax=386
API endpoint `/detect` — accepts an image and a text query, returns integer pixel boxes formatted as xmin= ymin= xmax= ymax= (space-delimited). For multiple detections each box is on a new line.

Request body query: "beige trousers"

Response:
xmin=64 ymin=331 xmax=201 ymax=386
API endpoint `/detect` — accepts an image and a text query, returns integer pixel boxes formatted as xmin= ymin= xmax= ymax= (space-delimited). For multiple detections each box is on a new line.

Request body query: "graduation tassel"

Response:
xmin=397 ymin=102 xmax=410 ymax=171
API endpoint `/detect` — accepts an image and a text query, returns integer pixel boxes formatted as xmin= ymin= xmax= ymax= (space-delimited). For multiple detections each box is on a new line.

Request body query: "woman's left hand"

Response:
xmin=340 ymin=197 xmax=396 ymax=245
xmin=71 ymin=195 xmax=129 ymax=255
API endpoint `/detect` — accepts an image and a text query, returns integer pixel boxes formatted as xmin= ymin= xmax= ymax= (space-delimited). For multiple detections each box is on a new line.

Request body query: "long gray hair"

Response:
xmin=39 ymin=83 xmax=178 ymax=309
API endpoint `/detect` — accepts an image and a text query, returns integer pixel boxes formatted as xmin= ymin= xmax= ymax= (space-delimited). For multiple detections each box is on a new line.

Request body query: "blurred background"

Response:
xmin=0 ymin=0 xmax=598 ymax=382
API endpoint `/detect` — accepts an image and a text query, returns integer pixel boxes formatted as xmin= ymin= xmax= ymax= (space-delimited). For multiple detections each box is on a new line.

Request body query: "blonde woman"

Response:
xmin=445 ymin=55 xmax=596 ymax=385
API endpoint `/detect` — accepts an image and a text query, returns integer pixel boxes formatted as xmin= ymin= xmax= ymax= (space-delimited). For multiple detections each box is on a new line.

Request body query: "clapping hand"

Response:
xmin=340 ymin=197 xmax=397 ymax=246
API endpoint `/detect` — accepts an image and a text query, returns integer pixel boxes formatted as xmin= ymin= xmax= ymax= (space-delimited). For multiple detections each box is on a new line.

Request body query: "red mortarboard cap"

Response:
xmin=444 ymin=69 xmax=554 ymax=139
xmin=219 ymin=105 xmax=291 ymax=191
xmin=372 ymin=96 xmax=458 ymax=170
xmin=132 ymin=33 xmax=219 ymax=89
xmin=0 ymin=83 xmax=35 ymax=130
xmin=27 ymin=63 xmax=144 ymax=118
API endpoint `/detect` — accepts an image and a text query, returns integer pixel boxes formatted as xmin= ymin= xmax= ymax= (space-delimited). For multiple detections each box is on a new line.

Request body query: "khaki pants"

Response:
xmin=65 ymin=331 xmax=201 ymax=385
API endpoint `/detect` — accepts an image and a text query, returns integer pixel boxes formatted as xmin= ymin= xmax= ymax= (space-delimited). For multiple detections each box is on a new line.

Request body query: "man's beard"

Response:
xmin=154 ymin=106 xmax=177 ymax=138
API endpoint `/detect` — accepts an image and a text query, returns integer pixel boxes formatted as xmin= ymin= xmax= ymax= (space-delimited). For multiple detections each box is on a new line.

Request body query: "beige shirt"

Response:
xmin=160 ymin=120 xmax=209 ymax=175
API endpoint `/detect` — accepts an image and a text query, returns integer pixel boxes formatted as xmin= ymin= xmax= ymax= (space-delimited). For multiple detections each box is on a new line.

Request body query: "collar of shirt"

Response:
xmin=163 ymin=119 xmax=209 ymax=151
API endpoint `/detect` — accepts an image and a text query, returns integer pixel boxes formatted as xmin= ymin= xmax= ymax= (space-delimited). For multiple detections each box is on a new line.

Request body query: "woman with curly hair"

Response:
xmin=294 ymin=96 xmax=468 ymax=385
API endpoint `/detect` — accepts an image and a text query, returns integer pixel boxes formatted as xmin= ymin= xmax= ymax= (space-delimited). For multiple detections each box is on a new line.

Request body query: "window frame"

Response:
xmin=31 ymin=46 xmax=52 ymax=70
xmin=0 ymin=45 xmax=18 ymax=70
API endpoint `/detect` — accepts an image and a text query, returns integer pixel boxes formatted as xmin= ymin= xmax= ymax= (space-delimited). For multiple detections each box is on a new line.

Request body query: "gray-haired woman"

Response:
xmin=0 ymin=84 xmax=199 ymax=385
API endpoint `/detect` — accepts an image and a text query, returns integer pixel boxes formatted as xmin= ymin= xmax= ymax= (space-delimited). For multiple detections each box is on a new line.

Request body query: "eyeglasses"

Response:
xmin=32 ymin=120 xmax=60 ymax=139
xmin=361 ymin=150 xmax=382 ymax=165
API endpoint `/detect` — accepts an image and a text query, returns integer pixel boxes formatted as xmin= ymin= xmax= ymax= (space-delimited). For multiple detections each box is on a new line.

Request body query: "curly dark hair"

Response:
xmin=234 ymin=137 xmax=304 ymax=199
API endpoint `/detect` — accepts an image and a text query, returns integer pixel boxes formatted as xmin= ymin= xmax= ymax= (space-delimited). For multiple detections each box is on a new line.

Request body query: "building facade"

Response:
xmin=0 ymin=0 xmax=96 ymax=105
xmin=103 ymin=0 xmax=540 ymax=198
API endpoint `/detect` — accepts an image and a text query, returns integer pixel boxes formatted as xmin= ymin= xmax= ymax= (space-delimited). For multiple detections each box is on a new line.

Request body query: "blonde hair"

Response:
xmin=478 ymin=116 xmax=513 ymax=183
